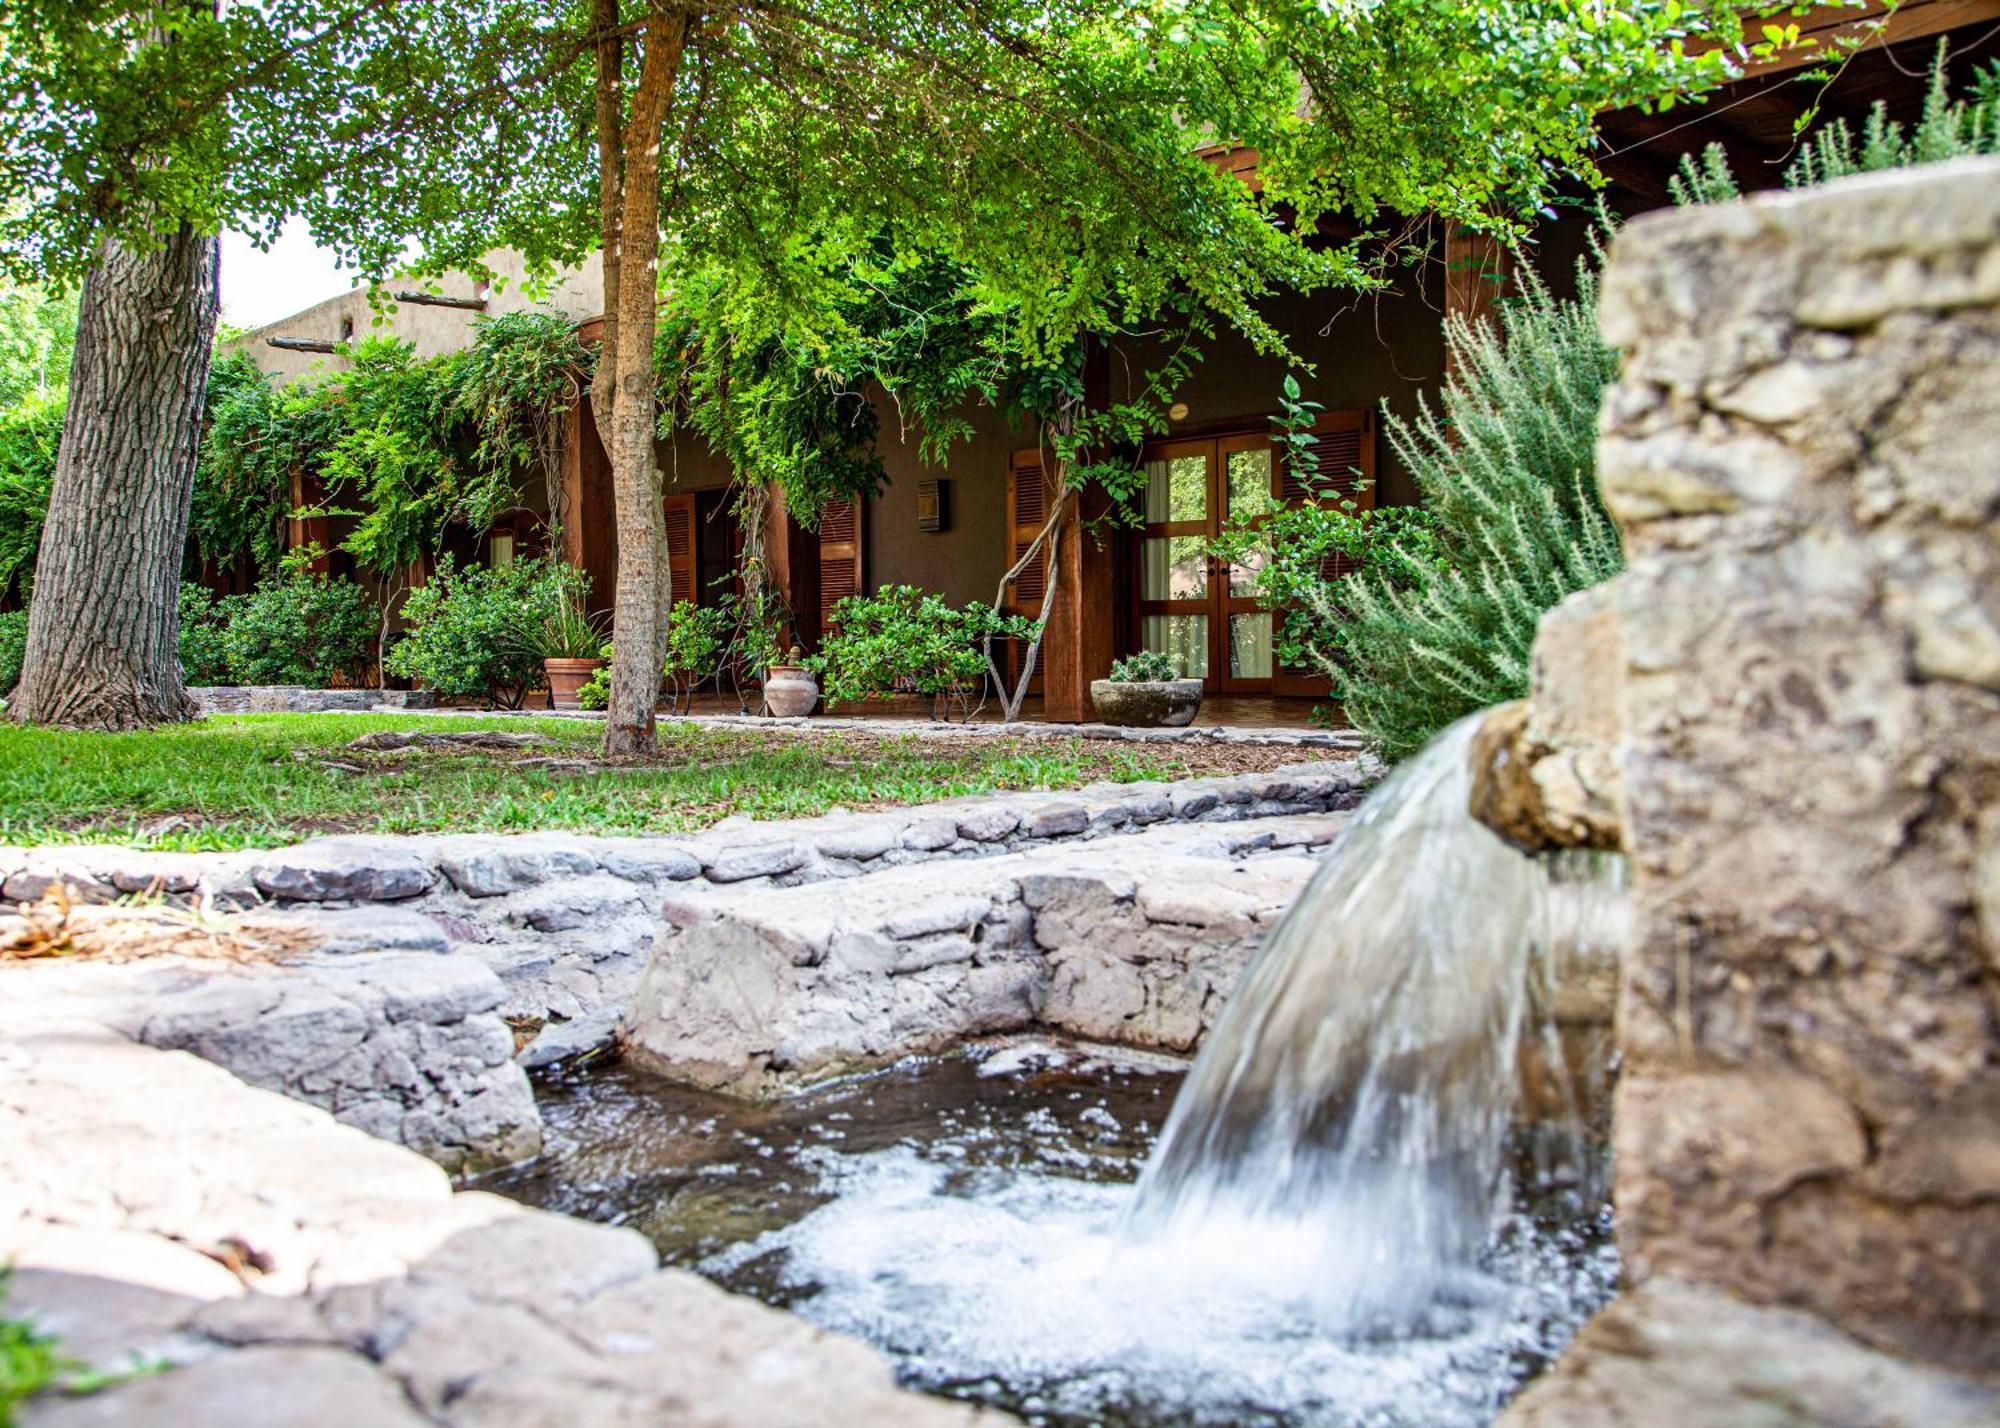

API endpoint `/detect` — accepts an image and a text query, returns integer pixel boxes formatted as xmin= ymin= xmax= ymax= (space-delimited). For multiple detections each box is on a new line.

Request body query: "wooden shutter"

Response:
xmin=1002 ymin=449 xmax=1051 ymax=695
xmin=1275 ymin=409 xmax=1376 ymax=697
xmin=1004 ymin=449 xmax=1050 ymax=617
xmin=663 ymin=493 xmax=697 ymax=608
xmin=817 ymin=495 xmax=864 ymax=631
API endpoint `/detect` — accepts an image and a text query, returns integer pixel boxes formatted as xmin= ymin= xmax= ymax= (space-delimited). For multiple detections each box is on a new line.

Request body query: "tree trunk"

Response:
xmin=600 ymin=6 xmax=690 ymax=756
xmin=8 ymin=227 xmax=218 ymax=729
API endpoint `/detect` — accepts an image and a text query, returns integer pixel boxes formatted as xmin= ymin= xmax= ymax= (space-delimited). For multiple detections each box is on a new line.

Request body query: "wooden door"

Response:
xmin=1131 ymin=411 xmax=1375 ymax=696
xmin=1002 ymin=449 xmax=1050 ymax=695
xmin=1133 ymin=437 xmax=1217 ymax=685
xmin=1273 ymin=409 xmax=1376 ymax=697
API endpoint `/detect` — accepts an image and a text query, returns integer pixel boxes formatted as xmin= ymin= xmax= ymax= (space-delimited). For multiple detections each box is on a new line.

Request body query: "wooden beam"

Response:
xmin=265 ymin=335 xmax=338 ymax=354
xmin=1725 ymin=0 xmax=2000 ymax=81
xmin=391 ymin=290 xmax=489 ymax=311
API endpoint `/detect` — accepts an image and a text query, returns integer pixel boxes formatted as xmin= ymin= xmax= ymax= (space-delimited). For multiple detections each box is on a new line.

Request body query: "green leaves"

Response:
xmin=384 ymin=553 xmax=573 ymax=706
xmin=806 ymin=584 xmax=1031 ymax=706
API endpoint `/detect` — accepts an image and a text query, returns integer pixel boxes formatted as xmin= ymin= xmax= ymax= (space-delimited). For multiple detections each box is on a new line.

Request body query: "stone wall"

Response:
xmin=1593 ymin=158 xmax=2000 ymax=1372
xmin=622 ymin=818 xmax=1340 ymax=1095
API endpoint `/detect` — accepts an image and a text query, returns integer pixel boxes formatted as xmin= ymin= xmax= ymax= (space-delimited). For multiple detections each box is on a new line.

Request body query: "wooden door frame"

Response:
xmin=1129 ymin=429 xmax=1281 ymax=694
xmin=1213 ymin=430 xmax=1278 ymax=695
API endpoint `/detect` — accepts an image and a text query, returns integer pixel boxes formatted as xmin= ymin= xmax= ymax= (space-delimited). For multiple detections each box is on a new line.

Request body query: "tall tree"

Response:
xmin=0 ymin=0 xmax=409 ymax=725
xmin=5 ymin=0 xmax=1790 ymax=736
xmin=300 ymin=0 xmax=1776 ymax=753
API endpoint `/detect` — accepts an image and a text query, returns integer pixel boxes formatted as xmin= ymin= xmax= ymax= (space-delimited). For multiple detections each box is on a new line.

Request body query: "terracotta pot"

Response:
xmin=763 ymin=665 xmax=820 ymax=718
xmin=1088 ymin=677 xmax=1204 ymax=728
xmin=544 ymin=657 xmax=604 ymax=711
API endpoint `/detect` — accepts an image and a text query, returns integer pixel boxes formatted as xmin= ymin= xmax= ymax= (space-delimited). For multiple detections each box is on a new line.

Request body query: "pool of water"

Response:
xmin=480 ymin=1043 xmax=1615 ymax=1428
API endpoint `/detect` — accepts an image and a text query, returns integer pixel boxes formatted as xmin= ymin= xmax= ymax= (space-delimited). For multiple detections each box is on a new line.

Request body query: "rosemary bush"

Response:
xmin=1327 ymin=258 xmax=1623 ymax=760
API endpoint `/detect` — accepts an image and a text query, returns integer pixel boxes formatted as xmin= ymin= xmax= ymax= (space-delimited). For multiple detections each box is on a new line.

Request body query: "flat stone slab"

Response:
xmin=0 ymin=1012 xmax=983 ymax=1428
xmin=623 ymin=814 xmax=1345 ymax=1096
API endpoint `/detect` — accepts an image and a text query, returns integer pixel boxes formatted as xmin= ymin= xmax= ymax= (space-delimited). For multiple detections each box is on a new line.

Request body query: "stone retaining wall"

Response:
xmin=2 ymin=951 xmax=539 ymax=1174
xmin=2 ymin=763 xmax=1366 ymax=1068
xmin=0 ymin=1009 xmax=981 ymax=1427
xmin=624 ymin=816 xmax=1341 ymax=1095
xmin=188 ymin=686 xmax=434 ymax=713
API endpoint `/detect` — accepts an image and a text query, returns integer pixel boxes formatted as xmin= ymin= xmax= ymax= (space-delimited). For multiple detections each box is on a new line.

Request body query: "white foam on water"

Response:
xmin=706 ymin=1143 xmax=1616 ymax=1428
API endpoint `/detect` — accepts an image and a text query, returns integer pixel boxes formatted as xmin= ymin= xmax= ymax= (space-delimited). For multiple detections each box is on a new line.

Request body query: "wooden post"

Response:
xmin=1443 ymin=220 xmax=1513 ymax=379
xmin=1039 ymin=482 xmax=1117 ymax=723
xmin=761 ymin=483 xmax=820 ymax=653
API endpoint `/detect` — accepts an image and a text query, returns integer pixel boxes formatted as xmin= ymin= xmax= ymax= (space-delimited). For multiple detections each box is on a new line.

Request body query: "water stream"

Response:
xmin=487 ymin=714 xmax=1632 ymax=1426
xmin=1125 ymin=715 xmax=1628 ymax=1336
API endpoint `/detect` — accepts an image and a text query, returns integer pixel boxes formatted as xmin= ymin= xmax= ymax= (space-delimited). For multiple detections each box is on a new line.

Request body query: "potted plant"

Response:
xmin=526 ymin=579 xmax=608 ymax=710
xmin=763 ymin=644 xmax=820 ymax=718
xmin=1089 ymin=650 xmax=1203 ymax=728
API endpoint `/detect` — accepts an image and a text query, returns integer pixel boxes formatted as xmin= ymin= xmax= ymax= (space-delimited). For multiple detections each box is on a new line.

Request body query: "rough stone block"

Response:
xmin=955 ymin=807 xmax=1021 ymax=843
xmin=704 ymin=841 xmax=811 ymax=883
xmin=253 ymin=840 xmax=435 ymax=902
xmin=1025 ymin=803 xmax=1089 ymax=838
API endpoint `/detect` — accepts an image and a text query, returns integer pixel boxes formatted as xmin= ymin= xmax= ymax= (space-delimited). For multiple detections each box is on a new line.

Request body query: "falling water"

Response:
xmin=1125 ymin=713 xmax=1629 ymax=1336
xmin=494 ymin=711 xmax=1634 ymax=1425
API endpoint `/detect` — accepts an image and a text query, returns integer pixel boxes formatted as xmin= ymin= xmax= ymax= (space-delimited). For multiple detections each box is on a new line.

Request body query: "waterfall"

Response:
xmin=1125 ymin=714 xmax=1629 ymax=1336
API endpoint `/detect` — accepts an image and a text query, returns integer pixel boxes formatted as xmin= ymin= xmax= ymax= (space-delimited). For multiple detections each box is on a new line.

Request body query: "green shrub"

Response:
xmin=218 ymin=568 xmax=379 ymax=687
xmin=0 ymin=393 xmax=59 ymax=606
xmin=663 ymin=599 xmax=734 ymax=711
xmin=508 ymin=567 xmax=605 ymax=662
xmin=385 ymin=555 xmax=566 ymax=707
xmin=1323 ymin=258 xmax=1622 ymax=760
xmin=575 ymin=656 xmax=610 ymax=711
xmin=176 ymin=583 xmax=232 ymax=685
xmin=807 ymin=584 xmax=1029 ymax=714
xmin=1108 ymin=650 xmax=1179 ymax=682
xmin=0 ymin=608 xmax=25 ymax=695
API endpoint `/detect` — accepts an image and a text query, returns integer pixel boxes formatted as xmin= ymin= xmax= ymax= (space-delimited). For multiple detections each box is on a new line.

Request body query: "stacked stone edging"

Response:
xmin=188 ymin=685 xmax=435 ymax=713
xmin=1 ymin=762 xmax=1368 ymax=1072
xmin=623 ymin=815 xmax=1344 ymax=1095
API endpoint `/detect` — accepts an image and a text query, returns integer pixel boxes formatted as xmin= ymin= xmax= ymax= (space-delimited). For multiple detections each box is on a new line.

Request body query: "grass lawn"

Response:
xmin=0 ymin=713 xmax=1318 ymax=852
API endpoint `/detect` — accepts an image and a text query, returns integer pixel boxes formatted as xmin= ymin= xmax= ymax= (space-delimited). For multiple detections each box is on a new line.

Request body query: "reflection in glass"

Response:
xmin=1226 ymin=448 xmax=1276 ymax=522
xmin=1142 ymin=536 xmax=1208 ymax=600
xmin=1141 ymin=615 xmax=1207 ymax=678
xmin=1144 ymin=456 xmax=1208 ymax=524
xmin=1229 ymin=540 xmax=1271 ymax=596
xmin=1230 ymin=612 xmax=1273 ymax=679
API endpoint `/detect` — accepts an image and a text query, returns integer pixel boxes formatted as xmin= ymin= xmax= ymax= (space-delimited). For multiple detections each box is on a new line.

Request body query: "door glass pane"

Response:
xmin=1229 ymin=539 xmax=1271 ymax=596
xmin=1141 ymin=615 xmax=1207 ymax=678
xmin=1229 ymin=612 xmax=1273 ymax=680
xmin=1226 ymin=447 xmax=1276 ymax=522
xmin=1142 ymin=536 xmax=1208 ymax=599
xmin=1144 ymin=455 xmax=1208 ymax=524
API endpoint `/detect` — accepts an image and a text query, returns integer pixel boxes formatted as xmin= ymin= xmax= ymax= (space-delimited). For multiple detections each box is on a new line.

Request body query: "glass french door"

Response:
xmin=1135 ymin=434 xmax=1278 ymax=693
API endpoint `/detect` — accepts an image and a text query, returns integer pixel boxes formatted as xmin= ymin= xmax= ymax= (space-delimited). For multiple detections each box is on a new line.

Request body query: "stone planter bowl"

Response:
xmin=763 ymin=665 xmax=821 ymax=718
xmin=1089 ymin=677 xmax=1203 ymax=728
xmin=544 ymin=657 xmax=604 ymax=711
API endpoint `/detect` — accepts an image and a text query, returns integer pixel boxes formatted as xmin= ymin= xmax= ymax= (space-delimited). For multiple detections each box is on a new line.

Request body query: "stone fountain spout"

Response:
xmin=1468 ymin=583 xmax=1626 ymax=856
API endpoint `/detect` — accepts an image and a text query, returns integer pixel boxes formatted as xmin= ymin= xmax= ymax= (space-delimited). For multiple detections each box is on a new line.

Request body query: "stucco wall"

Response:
xmin=233 ymin=250 xmax=603 ymax=386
